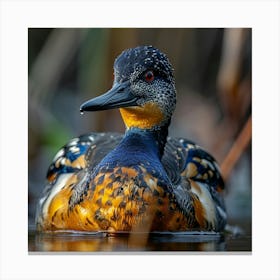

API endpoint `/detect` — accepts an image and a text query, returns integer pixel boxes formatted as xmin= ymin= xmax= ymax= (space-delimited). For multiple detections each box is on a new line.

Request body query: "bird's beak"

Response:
xmin=80 ymin=81 xmax=138 ymax=112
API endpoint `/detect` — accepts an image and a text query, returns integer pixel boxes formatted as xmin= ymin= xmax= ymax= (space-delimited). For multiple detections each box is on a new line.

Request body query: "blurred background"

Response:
xmin=28 ymin=28 xmax=251 ymax=233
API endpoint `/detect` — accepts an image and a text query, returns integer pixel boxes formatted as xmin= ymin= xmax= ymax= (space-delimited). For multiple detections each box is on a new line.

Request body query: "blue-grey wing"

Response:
xmin=162 ymin=137 xmax=227 ymax=231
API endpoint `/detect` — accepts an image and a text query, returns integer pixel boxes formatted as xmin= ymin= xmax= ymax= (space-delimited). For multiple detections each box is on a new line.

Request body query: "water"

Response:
xmin=28 ymin=224 xmax=251 ymax=252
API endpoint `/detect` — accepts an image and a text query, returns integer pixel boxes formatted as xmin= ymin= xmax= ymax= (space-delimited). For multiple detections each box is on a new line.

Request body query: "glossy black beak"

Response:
xmin=80 ymin=81 xmax=138 ymax=112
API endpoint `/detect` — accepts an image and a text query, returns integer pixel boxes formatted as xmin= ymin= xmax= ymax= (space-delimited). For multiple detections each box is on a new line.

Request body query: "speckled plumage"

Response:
xmin=36 ymin=46 xmax=227 ymax=232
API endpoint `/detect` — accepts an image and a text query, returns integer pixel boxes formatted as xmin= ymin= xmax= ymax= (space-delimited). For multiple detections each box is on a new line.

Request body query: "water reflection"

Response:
xmin=28 ymin=230 xmax=252 ymax=252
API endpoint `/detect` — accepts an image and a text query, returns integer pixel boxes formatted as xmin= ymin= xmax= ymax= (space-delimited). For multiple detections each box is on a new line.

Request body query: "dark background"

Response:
xmin=28 ymin=28 xmax=252 ymax=232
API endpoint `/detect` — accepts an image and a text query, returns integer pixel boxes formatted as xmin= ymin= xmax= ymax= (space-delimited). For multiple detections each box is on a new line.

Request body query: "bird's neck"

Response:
xmin=119 ymin=103 xmax=165 ymax=130
xmin=119 ymin=103 xmax=170 ymax=158
xmin=123 ymin=120 xmax=170 ymax=159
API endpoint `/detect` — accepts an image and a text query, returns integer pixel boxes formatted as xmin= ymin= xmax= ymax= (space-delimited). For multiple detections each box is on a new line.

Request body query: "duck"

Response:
xmin=35 ymin=45 xmax=227 ymax=232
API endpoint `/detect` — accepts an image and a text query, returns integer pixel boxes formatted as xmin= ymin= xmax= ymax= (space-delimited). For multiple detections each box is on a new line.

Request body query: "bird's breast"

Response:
xmin=43 ymin=166 xmax=187 ymax=232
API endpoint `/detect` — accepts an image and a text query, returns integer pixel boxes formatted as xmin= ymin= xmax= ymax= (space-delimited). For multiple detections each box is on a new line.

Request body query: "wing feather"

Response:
xmin=46 ymin=132 xmax=123 ymax=184
xmin=162 ymin=137 xmax=226 ymax=230
xmin=162 ymin=137 xmax=224 ymax=191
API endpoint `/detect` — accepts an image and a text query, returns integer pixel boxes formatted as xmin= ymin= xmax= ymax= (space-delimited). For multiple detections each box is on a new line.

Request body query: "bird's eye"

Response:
xmin=144 ymin=70 xmax=154 ymax=83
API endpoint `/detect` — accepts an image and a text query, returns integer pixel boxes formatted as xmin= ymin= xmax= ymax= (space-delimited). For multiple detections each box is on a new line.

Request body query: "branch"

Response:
xmin=220 ymin=115 xmax=252 ymax=181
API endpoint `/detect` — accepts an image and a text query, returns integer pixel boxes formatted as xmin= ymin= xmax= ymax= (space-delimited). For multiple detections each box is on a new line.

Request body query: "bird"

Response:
xmin=35 ymin=45 xmax=227 ymax=233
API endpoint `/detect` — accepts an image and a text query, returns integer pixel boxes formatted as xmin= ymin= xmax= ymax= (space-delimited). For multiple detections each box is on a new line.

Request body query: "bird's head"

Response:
xmin=80 ymin=45 xmax=176 ymax=130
